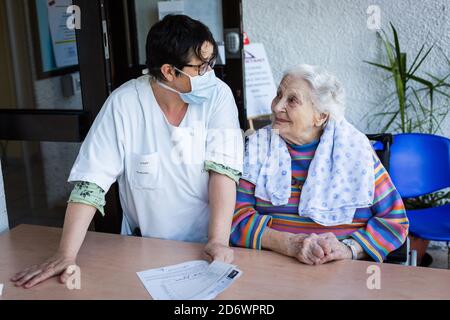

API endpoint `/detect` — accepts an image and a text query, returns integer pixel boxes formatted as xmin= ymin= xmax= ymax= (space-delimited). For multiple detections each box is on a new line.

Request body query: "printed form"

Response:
xmin=137 ymin=260 xmax=242 ymax=300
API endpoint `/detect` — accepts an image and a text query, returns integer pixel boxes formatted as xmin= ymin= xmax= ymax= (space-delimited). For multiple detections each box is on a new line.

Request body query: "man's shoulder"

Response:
xmin=208 ymin=78 xmax=237 ymax=115
xmin=108 ymin=77 xmax=143 ymax=103
xmin=103 ymin=76 xmax=151 ymax=116
xmin=215 ymin=78 xmax=233 ymax=97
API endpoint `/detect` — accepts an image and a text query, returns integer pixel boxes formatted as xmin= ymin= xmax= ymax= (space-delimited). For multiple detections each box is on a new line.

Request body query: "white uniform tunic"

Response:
xmin=68 ymin=75 xmax=243 ymax=243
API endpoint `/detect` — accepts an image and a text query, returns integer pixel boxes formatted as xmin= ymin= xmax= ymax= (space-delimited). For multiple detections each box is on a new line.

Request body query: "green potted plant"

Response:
xmin=364 ymin=23 xmax=450 ymax=266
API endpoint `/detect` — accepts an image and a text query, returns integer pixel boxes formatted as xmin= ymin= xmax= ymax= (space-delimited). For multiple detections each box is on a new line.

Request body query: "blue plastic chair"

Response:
xmin=389 ymin=133 xmax=450 ymax=267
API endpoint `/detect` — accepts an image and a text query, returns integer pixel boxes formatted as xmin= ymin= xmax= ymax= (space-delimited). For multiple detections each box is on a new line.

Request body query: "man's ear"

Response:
xmin=314 ymin=112 xmax=330 ymax=127
xmin=160 ymin=64 xmax=175 ymax=82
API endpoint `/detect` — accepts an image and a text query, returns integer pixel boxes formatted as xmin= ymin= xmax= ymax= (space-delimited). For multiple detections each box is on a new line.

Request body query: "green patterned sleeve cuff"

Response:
xmin=68 ymin=181 xmax=106 ymax=216
xmin=205 ymin=161 xmax=241 ymax=184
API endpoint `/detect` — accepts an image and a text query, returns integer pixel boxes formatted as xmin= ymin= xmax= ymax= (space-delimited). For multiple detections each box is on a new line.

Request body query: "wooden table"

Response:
xmin=1 ymin=225 xmax=449 ymax=300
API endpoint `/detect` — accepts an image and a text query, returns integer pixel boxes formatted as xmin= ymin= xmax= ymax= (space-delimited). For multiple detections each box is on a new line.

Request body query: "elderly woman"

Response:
xmin=231 ymin=65 xmax=409 ymax=265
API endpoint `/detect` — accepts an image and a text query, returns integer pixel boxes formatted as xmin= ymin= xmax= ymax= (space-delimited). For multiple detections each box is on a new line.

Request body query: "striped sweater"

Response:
xmin=230 ymin=140 xmax=409 ymax=263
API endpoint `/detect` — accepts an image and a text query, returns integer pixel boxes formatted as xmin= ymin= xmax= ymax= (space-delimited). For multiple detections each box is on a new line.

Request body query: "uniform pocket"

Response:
xmin=131 ymin=153 xmax=160 ymax=189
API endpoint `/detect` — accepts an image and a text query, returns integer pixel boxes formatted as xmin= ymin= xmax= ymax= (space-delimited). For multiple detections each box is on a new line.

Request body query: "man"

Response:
xmin=11 ymin=15 xmax=243 ymax=289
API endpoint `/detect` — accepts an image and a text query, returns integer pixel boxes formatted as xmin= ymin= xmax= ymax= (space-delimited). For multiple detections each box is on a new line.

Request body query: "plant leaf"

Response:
xmin=382 ymin=110 xmax=400 ymax=132
xmin=407 ymin=44 xmax=425 ymax=74
xmin=408 ymin=74 xmax=434 ymax=89
xmin=363 ymin=61 xmax=392 ymax=72
xmin=408 ymin=45 xmax=434 ymax=79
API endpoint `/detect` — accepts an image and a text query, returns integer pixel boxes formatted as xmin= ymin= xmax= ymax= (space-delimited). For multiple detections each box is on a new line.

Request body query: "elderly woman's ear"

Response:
xmin=313 ymin=112 xmax=330 ymax=128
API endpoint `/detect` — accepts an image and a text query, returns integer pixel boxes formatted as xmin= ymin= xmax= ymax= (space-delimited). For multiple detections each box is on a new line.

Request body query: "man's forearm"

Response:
xmin=58 ymin=202 xmax=97 ymax=258
xmin=207 ymin=172 xmax=236 ymax=245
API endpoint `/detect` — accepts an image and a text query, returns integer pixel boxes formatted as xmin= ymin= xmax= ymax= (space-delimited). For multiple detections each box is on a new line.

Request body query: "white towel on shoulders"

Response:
xmin=242 ymin=119 xmax=375 ymax=226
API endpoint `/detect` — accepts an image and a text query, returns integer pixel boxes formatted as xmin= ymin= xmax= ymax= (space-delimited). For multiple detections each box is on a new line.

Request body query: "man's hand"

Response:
xmin=204 ymin=242 xmax=234 ymax=264
xmin=206 ymin=171 xmax=236 ymax=264
xmin=11 ymin=202 xmax=96 ymax=289
xmin=11 ymin=253 xmax=78 ymax=289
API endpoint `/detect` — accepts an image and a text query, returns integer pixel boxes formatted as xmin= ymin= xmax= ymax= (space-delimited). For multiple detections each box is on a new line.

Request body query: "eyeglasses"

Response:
xmin=181 ymin=57 xmax=217 ymax=76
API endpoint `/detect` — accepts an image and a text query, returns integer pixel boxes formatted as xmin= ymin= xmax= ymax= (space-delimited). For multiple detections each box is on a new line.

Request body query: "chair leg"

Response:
xmin=410 ymin=250 xmax=417 ymax=267
xmin=448 ymin=242 xmax=450 ymax=270
xmin=406 ymin=237 xmax=417 ymax=267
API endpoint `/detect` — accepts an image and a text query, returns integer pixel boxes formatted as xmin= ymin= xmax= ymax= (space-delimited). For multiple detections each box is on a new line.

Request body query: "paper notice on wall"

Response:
xmin=47 ymin=0 xmax=78 ymax=68
xmin=158 ymin=1 xmax=185 ymax=20
xmin=244 ymin=43 xmax=277 ymax=119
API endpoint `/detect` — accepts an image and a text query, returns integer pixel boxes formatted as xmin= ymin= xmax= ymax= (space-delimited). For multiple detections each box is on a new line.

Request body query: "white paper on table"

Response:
xmin=137 ymin=260 xmax=242 ymax=300
xmin=244 ymin=43 xmax=277 ymax=119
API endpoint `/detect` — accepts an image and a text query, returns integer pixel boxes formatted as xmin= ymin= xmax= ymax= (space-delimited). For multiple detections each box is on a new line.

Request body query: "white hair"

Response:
xmin=283 ymin=64 xmax=346 ymax=120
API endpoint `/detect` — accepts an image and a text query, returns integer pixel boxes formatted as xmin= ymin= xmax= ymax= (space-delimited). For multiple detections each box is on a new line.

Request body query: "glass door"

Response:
xmin=0 ymin=0 xmax=112 ymax=230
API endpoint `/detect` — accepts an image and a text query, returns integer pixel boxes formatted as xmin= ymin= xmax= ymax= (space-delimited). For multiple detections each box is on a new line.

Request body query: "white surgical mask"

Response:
xmin=157 ymin=68 xmax=217 ymax=105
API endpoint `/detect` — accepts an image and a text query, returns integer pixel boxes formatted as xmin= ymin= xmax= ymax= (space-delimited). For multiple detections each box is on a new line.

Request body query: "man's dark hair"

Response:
xmin=146 ymin=15 xmax=218 ymax=81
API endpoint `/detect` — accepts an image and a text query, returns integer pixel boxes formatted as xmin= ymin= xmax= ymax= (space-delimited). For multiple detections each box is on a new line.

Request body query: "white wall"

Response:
xmin=243 ymin=0 xmax=450 ymax=136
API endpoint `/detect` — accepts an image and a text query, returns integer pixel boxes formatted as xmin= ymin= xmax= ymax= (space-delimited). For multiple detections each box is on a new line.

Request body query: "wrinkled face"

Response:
xmin=271 ymin=75 xmax=327 ymax=145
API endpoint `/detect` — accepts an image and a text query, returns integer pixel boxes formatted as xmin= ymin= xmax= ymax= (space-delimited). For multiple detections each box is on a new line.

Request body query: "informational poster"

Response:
xmin=244 ymin=43 xmax=277 ymax=119
xmin=46 ymin=0 xmax=78 ymax=68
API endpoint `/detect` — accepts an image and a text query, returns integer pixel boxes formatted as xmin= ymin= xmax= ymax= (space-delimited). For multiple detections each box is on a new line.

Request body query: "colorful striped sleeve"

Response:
xmin=230 ymin=179 xmax=272 ymax=249
xmin=351 ymin=152 xmax=409 ymax=263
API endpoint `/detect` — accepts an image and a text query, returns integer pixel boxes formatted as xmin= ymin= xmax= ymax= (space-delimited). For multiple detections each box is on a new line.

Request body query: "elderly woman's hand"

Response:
xmin=285 ymin=233 xmax=327 ymax=265
xmin=315 ymin=233 xmax=353 ymax=264
xmin=285 ymin=232 xmax=352 ymax=265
